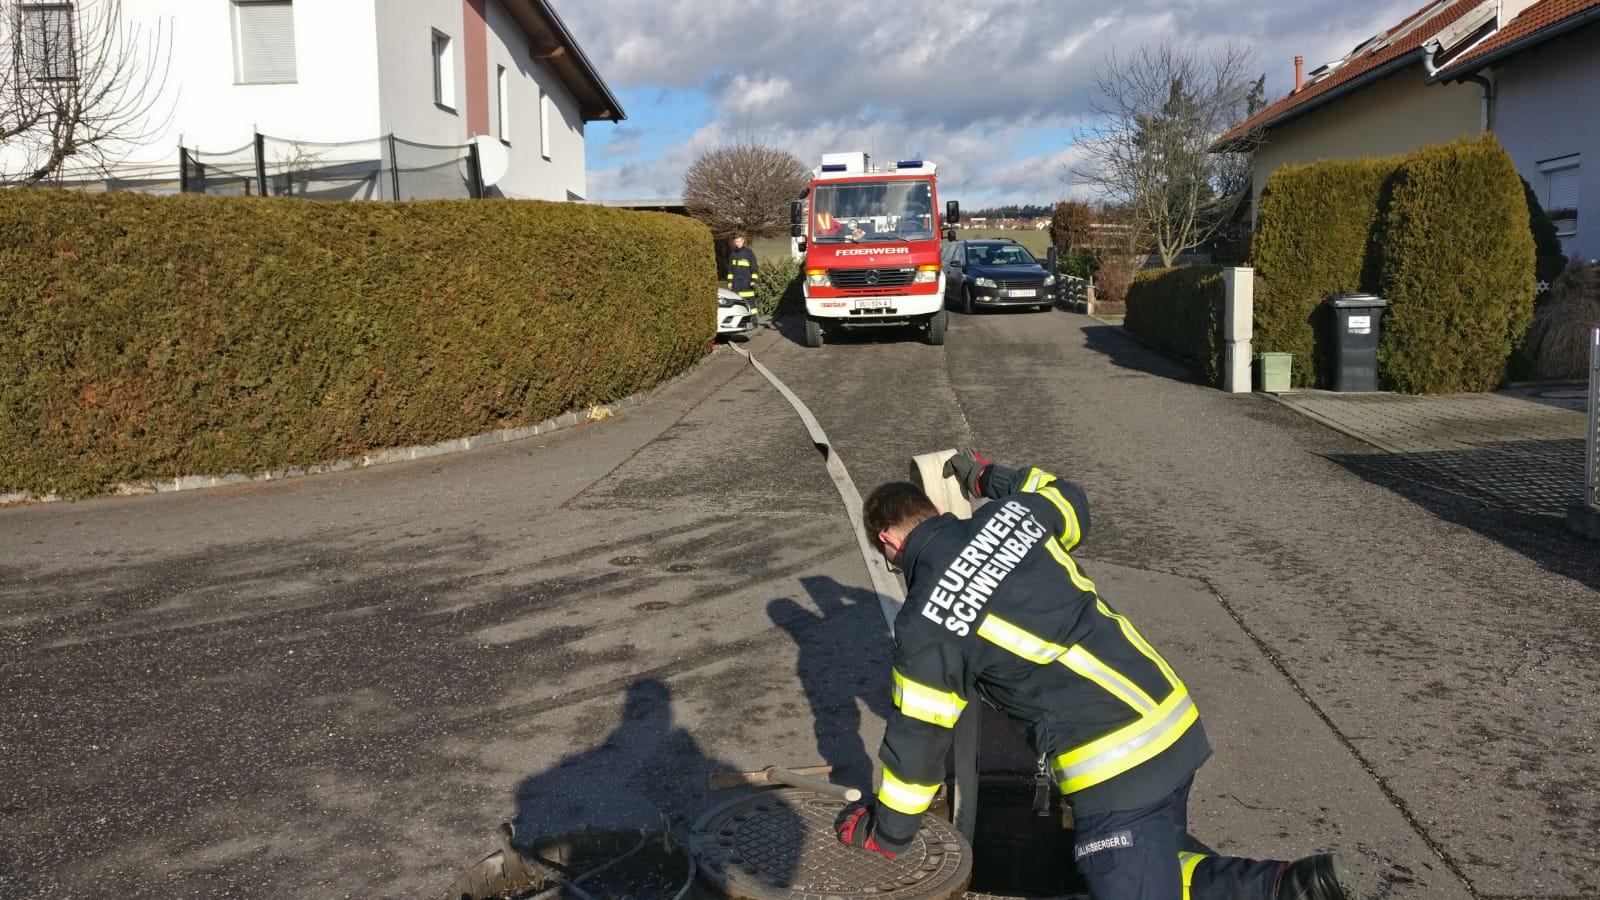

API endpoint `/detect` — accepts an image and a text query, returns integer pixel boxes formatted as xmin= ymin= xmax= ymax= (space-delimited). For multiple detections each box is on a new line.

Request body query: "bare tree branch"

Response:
xmin=682 ymin=140 xmax=808 ymax=240
xmin=1069 ymin=41 xmax=1262 ymax=267
xmin=2 ymin=0 xmax=173 ymax=186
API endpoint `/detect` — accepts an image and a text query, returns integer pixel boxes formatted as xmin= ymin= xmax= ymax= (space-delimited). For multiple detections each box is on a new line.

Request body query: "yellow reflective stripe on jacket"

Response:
xmin=1051 ymin=689 xmax=1198 ymax=793
xmin=1178 ymin=852 xmax=1206 ymax=900
xmin=985 ymin=610 xmax=1200 ymax=793
xmin=981 ymin=615 xmax=1158 ymax=711
xmin=1019 ymin=468 xmax=1083 ymax=551
xmin=878 ymin=766 xmax=940 ymax=815
xmin=1045 ymin=539 xmax=1098 ymax=593
xmin=978 ymin=614 xmax=1068 ymax=664
xmin=1061 ymin=645 xmax=1158 ymax=712
xmin=892 ymin=669 xmax=966 ymax=727
xmin=1095 ymin=597 xmax=1183 ymax=687
xmin=730 ymin=259 xmax=752 ymax=267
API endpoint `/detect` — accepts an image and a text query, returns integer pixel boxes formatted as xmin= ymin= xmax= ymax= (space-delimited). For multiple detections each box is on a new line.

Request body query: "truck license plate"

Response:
xmin=1007 ymin=289 xmax=1036 ymax=298
xmin=854 ymin=298 xmax=894 ymax=310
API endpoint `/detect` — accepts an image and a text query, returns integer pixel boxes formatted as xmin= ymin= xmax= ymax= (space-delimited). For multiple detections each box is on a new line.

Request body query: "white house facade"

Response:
xmin=1431 ymin=0 xmax=1600 ymax=262
xmin=1 ymin=0 xmax=622 ymax=200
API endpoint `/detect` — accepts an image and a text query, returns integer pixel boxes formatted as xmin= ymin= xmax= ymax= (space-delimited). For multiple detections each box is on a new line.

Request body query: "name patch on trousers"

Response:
xmin=1074 ymin=830 xmax=1134 ymax=860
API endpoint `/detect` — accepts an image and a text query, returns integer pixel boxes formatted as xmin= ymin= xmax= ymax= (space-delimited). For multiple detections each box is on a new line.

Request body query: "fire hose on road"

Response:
xmin=730 ymin=343 xmax=981 ymax=842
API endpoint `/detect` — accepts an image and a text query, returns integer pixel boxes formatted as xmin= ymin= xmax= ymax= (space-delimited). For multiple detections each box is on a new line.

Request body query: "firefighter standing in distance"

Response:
xmin=726 ymin=234 xmax=760 ymax=311
xmin=835 ymin=451 xmax=1356 ymax=900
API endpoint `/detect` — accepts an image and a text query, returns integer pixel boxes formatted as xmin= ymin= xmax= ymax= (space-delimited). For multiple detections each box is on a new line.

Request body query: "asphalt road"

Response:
xmin=3 ymin=310 xmax=1597 ymax=899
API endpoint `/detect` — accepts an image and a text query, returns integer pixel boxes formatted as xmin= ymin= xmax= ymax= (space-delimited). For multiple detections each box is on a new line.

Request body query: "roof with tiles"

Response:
xmin=1431 ymin=0 xmax=1600 ymax=80
xmin=1214 ymin=0 xmax=1490 ymax=146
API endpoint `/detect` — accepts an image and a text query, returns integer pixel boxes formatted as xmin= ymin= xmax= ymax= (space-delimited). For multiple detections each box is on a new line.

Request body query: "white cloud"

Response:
xmin=558 ymin=0 xmax=1430 ymax=207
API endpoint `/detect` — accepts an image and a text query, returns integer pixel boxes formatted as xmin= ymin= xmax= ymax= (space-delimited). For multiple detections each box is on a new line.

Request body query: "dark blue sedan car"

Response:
xmin=941 ymin=238 xmax=1057 ymax=314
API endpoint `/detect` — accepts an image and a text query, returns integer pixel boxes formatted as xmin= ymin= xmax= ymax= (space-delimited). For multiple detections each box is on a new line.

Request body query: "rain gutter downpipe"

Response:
xmin=1423 ymin=39 xmax=1493 ymax=132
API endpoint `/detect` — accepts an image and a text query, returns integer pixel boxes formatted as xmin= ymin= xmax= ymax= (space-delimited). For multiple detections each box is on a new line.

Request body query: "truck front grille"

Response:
xmin=830 ymin=267 xmax=916 ymax=289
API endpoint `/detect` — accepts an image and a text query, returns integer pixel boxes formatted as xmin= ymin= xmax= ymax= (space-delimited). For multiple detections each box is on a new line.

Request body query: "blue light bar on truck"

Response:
xmin=820 ymin=164 xmax=848 ymax=172
xmin=896 ymin=160 xmax=925 ymax=169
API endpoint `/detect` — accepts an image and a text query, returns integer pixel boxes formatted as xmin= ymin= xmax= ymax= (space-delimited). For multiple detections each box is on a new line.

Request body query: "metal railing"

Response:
xmin=1586 ymin=326 xmax=1599 ymax=510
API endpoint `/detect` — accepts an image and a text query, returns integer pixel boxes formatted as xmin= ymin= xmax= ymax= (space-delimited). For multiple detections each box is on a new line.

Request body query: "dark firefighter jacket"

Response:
xmin=726 ymin=246 xmax=759 ymax=297
xmin=872 ymin=464 xmax=1213 ymax=847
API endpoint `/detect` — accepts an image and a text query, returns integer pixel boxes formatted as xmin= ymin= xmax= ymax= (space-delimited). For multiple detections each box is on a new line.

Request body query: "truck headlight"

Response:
xmin=806 ymin=269 xmax=831 ymax=287
xmin=914 ymin=265 xmax=939 ymax=284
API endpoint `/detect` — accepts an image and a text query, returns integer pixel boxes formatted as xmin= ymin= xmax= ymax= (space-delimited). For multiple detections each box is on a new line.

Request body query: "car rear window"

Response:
xmin=988 ymin=246 xmax=1036 ymax=266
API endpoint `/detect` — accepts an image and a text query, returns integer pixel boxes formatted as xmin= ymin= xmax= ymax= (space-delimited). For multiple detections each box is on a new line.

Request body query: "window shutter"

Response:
xmin=1547 ymin=167 xmax=1579 ymax=213
xmin=22 ymin=5 xmax=76 ymax=81
xmin=237 ymin=1 xmax=296 ymax=83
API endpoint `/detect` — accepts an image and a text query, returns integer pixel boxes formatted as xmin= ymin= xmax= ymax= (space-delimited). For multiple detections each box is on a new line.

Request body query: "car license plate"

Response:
xmin=1007 ymin=289 xmax=1037 ymax=298
xmin=854 ymin=298 xmax=894 ymax=310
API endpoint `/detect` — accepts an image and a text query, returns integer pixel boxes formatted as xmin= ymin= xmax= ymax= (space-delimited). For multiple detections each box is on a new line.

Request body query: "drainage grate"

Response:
xmin=690 ymin=789 xmax=972 ymax=900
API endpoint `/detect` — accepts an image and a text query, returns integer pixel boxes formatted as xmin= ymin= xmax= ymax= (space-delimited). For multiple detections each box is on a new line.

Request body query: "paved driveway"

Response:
xmin=3 ymin=312 xmax=1597 ymax=898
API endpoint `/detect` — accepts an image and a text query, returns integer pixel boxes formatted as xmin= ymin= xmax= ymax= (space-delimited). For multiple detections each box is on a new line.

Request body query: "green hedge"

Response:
xmin=1249 ymin=136 xmax=1535 ymax=393
xmin=1376 ymin=137 xmax=1536 ymax=393
xmin=755 ymin=254 xmax=806 ymax=318
xmin=0 ymin=190 xmax=715 ymax=497
xmin=1250 ymin=156 xmax=1395 ymax=387
xmin=1124 ymin=265 xmax=1226 ymax=384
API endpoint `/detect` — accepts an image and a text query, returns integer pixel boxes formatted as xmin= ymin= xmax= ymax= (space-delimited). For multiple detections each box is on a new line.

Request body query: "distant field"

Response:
xmin=951 ymin=227 xmax=1052 ymax=257
xmin=752 ymin=227 xmax=1052 ymax=262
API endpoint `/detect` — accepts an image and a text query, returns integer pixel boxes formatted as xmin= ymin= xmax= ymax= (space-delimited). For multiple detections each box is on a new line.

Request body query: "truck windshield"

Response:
xmin=810 ymin=179 xmax=935 ymax=244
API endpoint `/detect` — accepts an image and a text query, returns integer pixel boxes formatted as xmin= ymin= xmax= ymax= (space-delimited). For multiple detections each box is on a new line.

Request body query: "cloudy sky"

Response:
xmin=557 ymin=0 xmax=1424 ymax=209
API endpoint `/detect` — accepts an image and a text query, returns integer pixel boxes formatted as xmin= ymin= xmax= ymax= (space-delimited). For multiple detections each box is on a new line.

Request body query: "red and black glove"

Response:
xmin=942 ymin=449 xmax=993 ymax=499
xmin=835 ymin=802 xmax=908 ymax=860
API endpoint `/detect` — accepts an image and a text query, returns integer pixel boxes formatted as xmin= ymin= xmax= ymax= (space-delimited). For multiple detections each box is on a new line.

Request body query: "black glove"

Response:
xmin=834 ymin=802 xmax=908 ymax=860
xmin=942 ymin=450 xmax=993 ymax=499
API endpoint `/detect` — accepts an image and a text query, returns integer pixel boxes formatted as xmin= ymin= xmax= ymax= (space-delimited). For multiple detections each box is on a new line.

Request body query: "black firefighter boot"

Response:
xmin=1275 ymin=853 xmax=1357 ymax=900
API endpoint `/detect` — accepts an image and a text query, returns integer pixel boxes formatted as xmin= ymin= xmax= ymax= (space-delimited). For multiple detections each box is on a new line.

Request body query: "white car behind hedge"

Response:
xmin=717 ymin=287 xmax=758 ymax=337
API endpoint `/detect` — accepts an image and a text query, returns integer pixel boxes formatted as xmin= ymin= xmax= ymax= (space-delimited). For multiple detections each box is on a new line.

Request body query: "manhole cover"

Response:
xmin=689 ymin=789 xmax=972 ymax=900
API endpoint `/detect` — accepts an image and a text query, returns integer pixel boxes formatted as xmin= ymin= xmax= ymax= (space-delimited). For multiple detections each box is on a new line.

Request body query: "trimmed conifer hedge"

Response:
xmin=1249 ymin=135 xmax=1535 ymax=393
xmin=0 ymin=191 xmax=715 ymax=498
xmin=1250 ymin=156 xmax=1395 ymax=387
xmin=1376 ymin=137 xmax=1536 ymax=393
xmin=1124 ymin=265 xmax=1226 ymax=384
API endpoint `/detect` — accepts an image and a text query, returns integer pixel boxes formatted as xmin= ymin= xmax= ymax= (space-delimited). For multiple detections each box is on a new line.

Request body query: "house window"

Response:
xmin=539 ymin=89 xmax=552 ymax=159
xmin=232 ymin=0 xmax=296 ymax=84
xmin=1540 ymin=155 xmax=1580 ymax=237
xmin=432 ymin=30 xmax=454 ymax=110
xmin=19 ymin=2 xmax=76 ymax=82
xmin=495 ymin=64 xmax=509 ymax=142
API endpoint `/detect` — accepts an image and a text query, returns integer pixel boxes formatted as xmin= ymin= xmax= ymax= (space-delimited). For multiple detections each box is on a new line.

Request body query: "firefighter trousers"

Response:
xmin=1070 ymin=774 xmax=1286 ymax=900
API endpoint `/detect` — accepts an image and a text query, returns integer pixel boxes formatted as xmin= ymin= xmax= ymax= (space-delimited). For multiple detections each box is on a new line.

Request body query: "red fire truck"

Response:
xmin=790 ymin=152 xmax=959 ymax=347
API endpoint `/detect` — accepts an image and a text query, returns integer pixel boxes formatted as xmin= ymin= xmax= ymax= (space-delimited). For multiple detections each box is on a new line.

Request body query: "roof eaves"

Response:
xmin=1429 ymin=4 xmax=1600 ymax=81
xmin=1250 ymin=50 xmax=1422 ymax=136
xmin=513 ymin=0 xmax=627 ymax=123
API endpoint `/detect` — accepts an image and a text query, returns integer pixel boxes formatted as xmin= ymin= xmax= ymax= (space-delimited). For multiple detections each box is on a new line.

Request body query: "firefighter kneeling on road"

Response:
xmin=725 ymin=234 xmax=760 ymax=313
xmin=835 ymin=451 xmax=1357 ymax=900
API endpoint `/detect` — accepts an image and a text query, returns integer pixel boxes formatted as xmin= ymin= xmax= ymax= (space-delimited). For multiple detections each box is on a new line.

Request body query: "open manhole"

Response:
xmin=447 ymin=824 xmax=699 ymax=900
xmin=963 ymin=776 xmax=1087 ymax=900
xmin=689 ymin=788 xmax=972 ymax=900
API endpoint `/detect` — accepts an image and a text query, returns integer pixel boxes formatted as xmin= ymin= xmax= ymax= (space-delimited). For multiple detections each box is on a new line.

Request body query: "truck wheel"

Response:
xmin=804 ymin=317 xmax=825 ymax=348
xmin=961 ymin=287 xmax=975 ymax=316
xmin=925 ymin=309 xmax=948 ymax=345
